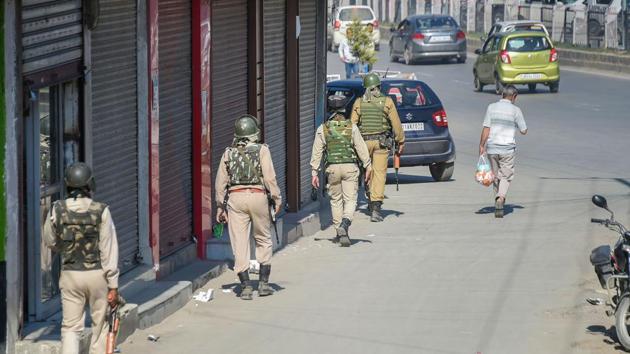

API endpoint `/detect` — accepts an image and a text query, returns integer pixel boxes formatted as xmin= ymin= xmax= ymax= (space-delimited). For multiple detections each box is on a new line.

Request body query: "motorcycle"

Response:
xmin=589 ymin=194 xmax=630 ymax=349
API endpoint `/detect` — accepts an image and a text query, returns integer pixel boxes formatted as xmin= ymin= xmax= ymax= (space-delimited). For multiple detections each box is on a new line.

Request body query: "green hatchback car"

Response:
xmin=473 ymin=32 xmax=559 ymax=94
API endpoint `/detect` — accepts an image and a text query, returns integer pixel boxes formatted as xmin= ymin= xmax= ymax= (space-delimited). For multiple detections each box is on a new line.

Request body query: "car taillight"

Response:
xmin=500 ymin=50 xmax=511 ymax=64
xmin=456 ymin=30 xmax=466 ymax=40
xmin=373 ymin=20 xmax=379 ymax=29
xmin=412 ymin=33 xmax=425 ymax=45
xmin=432 ymin=109 xmax=448 ymax=127
xmin=334 ymin=20 xmax=341 ymax=30
xmin=549 ymin=48 xmax=558 ymax=62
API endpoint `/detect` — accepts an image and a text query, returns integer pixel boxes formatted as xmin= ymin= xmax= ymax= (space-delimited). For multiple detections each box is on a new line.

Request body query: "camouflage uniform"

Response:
xmin=43 ymin=198 xmax=119 ymax=354
xmin=310 ymin=113 xmax=372 ymax=245
xmin=215 ymin=142 xmax=282 ymax=298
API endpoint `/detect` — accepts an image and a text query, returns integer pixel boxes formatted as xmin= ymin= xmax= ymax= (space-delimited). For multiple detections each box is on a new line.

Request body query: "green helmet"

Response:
xmin=363 ymin=73 xmax=381 ymax=89
xmin=234 ymin=114 xmax=260 ymax=139
xmin=64 ymin=162 xmax=95 ymax=191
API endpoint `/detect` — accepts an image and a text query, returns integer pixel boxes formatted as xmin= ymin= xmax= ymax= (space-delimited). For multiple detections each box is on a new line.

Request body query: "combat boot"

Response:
xmin=238 ymin=271 xmax=253 ymax=300
xmin=370 ymin=202 xmax=384 ymax=222
xmin=338 ymin=218 xmax=352 ymax=247
xmin=258 ymin=265 xmax=274 ymax=297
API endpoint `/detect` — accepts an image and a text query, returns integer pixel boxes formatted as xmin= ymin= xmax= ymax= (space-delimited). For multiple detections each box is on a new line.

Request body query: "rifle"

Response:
xmin=105 ymin=295 xmax=126 ymax=354
xmin=267 ymin=193 xmax=280 ymax=245
xmin=392 ymin=141 xmax=400 ymax=191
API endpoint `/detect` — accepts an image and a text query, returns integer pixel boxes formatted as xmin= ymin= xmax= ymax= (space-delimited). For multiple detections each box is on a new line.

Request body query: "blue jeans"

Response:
xmin=344 ymin=62 xmax=359 ymax=79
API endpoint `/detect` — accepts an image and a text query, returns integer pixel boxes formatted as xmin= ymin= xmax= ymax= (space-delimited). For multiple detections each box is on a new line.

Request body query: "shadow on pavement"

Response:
xmin=221 ymin=282 xmax=286 ymax=296
xmin=313 ymin=237 xmax=373 ymax=246
xmin=586 ymin=325 xmax=630 ymax=353
xmin=475 ymin=204 xmax=524 ymax=216
xmin=386 ymin=174 xmax=446 ymax=185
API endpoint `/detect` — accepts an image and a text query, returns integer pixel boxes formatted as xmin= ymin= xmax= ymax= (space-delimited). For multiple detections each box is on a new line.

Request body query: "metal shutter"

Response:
xmin=263 ymin=0 xmax=287 ymax=200
xmin=158 ymin=0 xmax=193 ymax=257
xmin=21 ymin=0 xmax=83 ymax=75
xmin=211 ymin=0 xmax=249 ymax=197
xmin=299 ymin=0 xmax=317 ymax=207
xmin=91 ymin=0 xmax=139 ymax=272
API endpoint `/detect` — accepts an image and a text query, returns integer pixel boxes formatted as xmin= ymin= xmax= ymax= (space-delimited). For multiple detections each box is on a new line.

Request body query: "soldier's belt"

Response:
xmin=230 ymin=187 xmax=265 ymax=194
xmin=362 ymin=133 xmax=386 ymax=141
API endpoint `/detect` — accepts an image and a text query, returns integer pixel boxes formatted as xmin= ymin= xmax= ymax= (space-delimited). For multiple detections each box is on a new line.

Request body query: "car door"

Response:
xmin=393 ymin=20 xmax=409 ymax=54
xmin=478 ymin=36 xmax=499 ymax=82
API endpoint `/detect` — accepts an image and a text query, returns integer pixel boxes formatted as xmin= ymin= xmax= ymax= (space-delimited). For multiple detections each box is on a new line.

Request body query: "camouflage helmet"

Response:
xmin=327 ymin=95 xmax=348 ymax=112
xmin=64 ymin=162 xmax=95 ymax=191
xmin=234 ymin=114 xmax=260 ymax=139
xmin=363 ymin=73 xmax=381 ymax=89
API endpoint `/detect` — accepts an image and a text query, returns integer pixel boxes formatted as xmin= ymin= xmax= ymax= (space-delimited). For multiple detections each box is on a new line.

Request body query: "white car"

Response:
xmin=327 ymin=5 xmax=381 ymax=52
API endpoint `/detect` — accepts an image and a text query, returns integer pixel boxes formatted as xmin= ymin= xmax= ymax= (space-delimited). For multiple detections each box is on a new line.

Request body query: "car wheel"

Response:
xmin=457 ymin=56 xmax=467 ymax=64
xmin=494 ymin=73 xmax=504 ymax=95
xmin=549 ymin=81 xmax=559 ymax=93
xmin=389 ymin=45 xmax=397 ymax=63
xmin=473 ymin=72 xmax=484 ymax=92
xmin=404 ymin=47 xmax=414 ymax=65
xmin=528 ymin=83 xmax=536 ymax=93
xmin=430 ymin=162 xmax=455 ymax=182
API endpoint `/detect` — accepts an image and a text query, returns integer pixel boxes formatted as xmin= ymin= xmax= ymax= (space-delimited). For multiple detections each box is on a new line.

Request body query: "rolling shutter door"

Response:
xmin=299 ymin=0 xmax=317 ymax=207
xmin=158 ymin=0 xmax=193 ymax=257
xmin=21 ymin=0 xmax=83 ymax=76
xmin=211 ymin=0 xmax=249 ymax=201
xmin=91 ymin=0 xmax=139 ymax=272
xmin=263 ymin=0 xmax=287 ymax=199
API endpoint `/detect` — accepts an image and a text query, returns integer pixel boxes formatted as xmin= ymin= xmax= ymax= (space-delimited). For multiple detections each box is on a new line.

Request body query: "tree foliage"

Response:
xmin=347 ymin=19 xmax=377 ymax=66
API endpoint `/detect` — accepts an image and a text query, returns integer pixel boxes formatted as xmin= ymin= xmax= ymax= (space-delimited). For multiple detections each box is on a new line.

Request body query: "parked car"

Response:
xmin=389 ymin=15 xmax=467 ymax=65
xmin=327 ymin=5 xmax=380 ymax=52
xmin=473 ymin=31 xmax=560 ymax=94
xmin=485 ymin=20 xmax=549 ymax=38
xmin=326 ymin=78 xmax=456 ymax=182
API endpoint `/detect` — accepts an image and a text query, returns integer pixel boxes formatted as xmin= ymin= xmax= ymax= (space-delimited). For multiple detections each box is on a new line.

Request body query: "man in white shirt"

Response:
xmin=478 ymin=86 xmax=528 ymax=218
xmin=339 ymin=28 xmax=359 ymax=79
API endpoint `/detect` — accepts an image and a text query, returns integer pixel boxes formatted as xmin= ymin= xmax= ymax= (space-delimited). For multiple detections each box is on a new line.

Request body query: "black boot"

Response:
xmin=258 ymin=265 xmax=273 ymax=297
xmin=338 ymin=218 xmax=351 ymax=247
xmin=238 ymin=271 xmax=253 ymax=300
xmin=370 ymin=202 xmax=384 ymax=222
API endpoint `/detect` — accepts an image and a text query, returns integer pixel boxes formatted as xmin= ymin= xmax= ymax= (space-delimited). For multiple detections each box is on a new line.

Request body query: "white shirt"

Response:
xmin=338 ymin=38 xmax=358 ymax=64
xmin=482 ymin=99 xmax=527 ymax=155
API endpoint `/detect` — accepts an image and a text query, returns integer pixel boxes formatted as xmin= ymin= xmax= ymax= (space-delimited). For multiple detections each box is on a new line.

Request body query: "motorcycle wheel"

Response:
xmin=615 ymin=296 xmax=630 ymax=349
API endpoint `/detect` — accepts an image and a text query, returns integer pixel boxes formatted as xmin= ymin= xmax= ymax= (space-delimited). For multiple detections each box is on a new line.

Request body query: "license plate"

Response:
xmin=519 ymin=73 xmax=544 ymax=80
xmin=402 ymin=123 xmax=424 ymax=131
xmin=430 ymin=36 xmax=451 ymax=42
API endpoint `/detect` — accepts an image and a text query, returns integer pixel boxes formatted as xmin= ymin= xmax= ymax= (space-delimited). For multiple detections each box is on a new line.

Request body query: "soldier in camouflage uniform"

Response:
xmin=310 ymin=95 xmax=372 ymax=246
xmin=43 ymin=163 xmax=120 ymax=354
xmin=351 ymin=73 xmax=405 ymax=222
xmin=215 ymin=115 xmax=282 ymax=300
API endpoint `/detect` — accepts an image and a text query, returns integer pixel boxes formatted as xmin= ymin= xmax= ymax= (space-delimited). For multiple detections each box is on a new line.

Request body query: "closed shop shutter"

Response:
xmin=299 ymin=0 xmax=317 ymax=206
xmin=21 ymin=0 xmax=83 ymax=78
xmin=158 ymin=0 xmax=193 ymax=257
xmin=263 ymin=0 xmax=287 ymax=199
xmin=91 ymin=0 xmax=139 ymax=272
xmin=211 ymin=0 xmax=249 ymax=203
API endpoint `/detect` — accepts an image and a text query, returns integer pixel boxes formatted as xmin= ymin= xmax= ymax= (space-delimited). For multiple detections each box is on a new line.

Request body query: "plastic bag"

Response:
xmin=475 ymin=155 xmax=495 ymax=187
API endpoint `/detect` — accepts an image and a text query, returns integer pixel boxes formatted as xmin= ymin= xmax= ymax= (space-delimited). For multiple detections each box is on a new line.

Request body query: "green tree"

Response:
xmin=347 ymin=19 xmax=377 ymax=68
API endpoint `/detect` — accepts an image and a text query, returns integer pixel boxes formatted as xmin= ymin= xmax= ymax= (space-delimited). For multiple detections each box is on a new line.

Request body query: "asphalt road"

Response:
xmin=120 ymin=46 xmax=630 ymax=354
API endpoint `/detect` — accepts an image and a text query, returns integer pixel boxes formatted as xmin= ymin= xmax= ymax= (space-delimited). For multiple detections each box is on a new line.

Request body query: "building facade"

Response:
xmin=2 ymin=0 xmax=327 ymax=351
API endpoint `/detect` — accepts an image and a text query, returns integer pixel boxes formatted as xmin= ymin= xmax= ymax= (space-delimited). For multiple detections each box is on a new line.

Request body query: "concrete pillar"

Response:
xmin=530 ymin=3 xmax=542 ymax=21
xmin=573 ymin=6 xmax=588 ymax=46
xmin=402 ymin=0 xmax=408 ymax=19
xmin=605 ymin=7 xmax=621 ymax=48
xmin=551 ymin=4 xmax=566 ymax=42
xmin=432 ymin=0 xmax=441 ymax=14
xmin=505 ymin=0 xmax=519 ymax=21
xmin=468 ymin=0 xmax=475 ymax=32
xmin=484 ymin=0 xmax=492 ymax=33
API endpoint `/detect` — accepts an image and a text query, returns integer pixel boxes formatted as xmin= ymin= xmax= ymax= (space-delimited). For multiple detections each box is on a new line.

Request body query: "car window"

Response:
xmin=383 ymin=83 xmax=432 ymax=108
xmin=482 ymin=36 xmax=494 ymax=53
xmin=416 ymin=16 xmax=457 ymax=29
xmin=339 ymin=8 xmax=374 ymax=21
xmin=491 ymin=36 xmax=501 ymax=51
xmin=398 ymin=20 xmax=409 ymax=32
xmin=512 ymin=24 xmax=546 ymax=33
xmin=506 ymin=36 xmax=551 ymax=52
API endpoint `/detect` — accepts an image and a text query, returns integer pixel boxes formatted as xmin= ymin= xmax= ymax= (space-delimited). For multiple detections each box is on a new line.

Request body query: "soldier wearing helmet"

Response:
xmin=350 ymin=73 xmax=405 ymax=222
xmin=215 ymin=115 xmax=282 ymax=300
xmin=42 ymin=162 xmax=120 ymax=353
xmin=310 ymin=95 xmax=372 ymax=246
